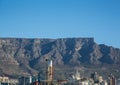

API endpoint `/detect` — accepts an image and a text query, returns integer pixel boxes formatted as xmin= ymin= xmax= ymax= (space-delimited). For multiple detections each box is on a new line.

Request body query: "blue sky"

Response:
xmin=0 ymin=0 xmax=120 ymax=48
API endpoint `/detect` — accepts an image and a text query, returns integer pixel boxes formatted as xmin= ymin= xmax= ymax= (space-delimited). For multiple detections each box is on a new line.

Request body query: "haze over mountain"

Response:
xmin=0 ymin=38 xmax=120 ymax=78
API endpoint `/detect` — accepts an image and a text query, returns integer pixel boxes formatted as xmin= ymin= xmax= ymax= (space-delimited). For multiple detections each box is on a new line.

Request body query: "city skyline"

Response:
xmin=0 ymin=0 xmax=120 ymax=48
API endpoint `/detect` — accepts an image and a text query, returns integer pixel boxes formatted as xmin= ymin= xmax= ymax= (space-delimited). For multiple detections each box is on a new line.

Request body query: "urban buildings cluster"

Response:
xmin=0 ymin=59 xmax=120 ymax=85
xmin=0 ymin=76 xmax=18 ymax=85
xmin=0 ymin=72 xmax=119 ymax=85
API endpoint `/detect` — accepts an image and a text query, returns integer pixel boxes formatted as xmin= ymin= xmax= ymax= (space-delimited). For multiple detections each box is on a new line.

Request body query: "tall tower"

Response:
xmin=46 ymin=59 xmax=53 ymax=82
xmin=48 ymin=59 xmax=53 ymax=81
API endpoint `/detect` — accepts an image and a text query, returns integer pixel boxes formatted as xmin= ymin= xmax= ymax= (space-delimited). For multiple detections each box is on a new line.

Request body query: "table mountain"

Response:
xmin=0 ymin=38 xmax=120 ymax=78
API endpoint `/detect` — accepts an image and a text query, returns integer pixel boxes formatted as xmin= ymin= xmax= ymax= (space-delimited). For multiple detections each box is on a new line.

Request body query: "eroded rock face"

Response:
xmin=0 ymin=38 xmax=120 ymax=77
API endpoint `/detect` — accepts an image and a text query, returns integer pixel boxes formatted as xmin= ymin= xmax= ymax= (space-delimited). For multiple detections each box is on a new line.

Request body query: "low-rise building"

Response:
xmin=0 ymin=76 xmax=9 ymax=85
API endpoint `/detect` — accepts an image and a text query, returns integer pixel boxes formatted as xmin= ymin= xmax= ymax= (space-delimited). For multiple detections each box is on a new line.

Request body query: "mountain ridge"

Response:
xmin=0 ymin=38 xmax=120 ymax=78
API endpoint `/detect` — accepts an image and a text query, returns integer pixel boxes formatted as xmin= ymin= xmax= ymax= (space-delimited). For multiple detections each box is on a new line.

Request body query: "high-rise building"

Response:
xmin=90 ymin=72 xmax=99 ymax=83
xmin=108 ymin=74 xmax=116 ymax=85
xmin=18 ymin=76 xmax=32 ymax=85
xmin=46 ymin=59 xmax=54 ymax=82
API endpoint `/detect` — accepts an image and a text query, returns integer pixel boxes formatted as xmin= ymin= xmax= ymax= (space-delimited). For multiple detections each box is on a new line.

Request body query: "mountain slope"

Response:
xmin=0 ymin=38 xmax=120 ymax=78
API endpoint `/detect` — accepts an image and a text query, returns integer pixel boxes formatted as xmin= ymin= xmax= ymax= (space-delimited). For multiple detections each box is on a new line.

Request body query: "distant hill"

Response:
xmin=0 ymin=38 xmax=120 ymax=78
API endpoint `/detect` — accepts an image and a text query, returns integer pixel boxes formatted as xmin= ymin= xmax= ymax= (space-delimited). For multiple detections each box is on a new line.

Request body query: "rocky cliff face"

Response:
xmin=0 ymin=38 xmax=120 ymax=77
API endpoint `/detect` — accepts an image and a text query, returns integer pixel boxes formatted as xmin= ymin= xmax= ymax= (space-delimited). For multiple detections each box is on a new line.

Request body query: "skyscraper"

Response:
xmin=108 ymin=74 xmax=116 ymax=85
